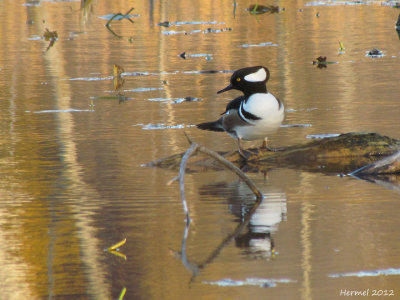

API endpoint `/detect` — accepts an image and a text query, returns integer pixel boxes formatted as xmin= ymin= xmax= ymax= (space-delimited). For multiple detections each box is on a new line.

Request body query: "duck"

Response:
xmin=197 ymin=66 xmax=284 ymax=157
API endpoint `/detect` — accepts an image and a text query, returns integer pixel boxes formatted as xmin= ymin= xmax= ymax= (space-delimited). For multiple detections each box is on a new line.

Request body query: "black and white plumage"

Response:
xmin=197 ymin=66 xmax=284 ymax=155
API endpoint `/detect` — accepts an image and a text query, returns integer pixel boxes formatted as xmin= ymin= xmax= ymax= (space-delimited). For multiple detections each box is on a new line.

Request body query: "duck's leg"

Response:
xmin=261 ymin=137 xmax=268 ymax=149
xmin=237 ymin=138 xmax=252 ymax=160
xmin=261 ymin=137 xmax=284 ymax=152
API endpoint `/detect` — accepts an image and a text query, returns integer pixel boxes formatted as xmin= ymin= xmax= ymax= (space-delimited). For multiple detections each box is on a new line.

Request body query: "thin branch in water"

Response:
xmin=179 ymin=143 xmax=199 ymax=224
xmin=196 ymin=144 xmax=264 ymax=199
xmin=350 ymin=150 xmax=400 ymax=176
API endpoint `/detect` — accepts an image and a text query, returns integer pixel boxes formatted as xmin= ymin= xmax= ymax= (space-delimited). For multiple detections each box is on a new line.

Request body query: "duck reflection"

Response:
xmin=235 ymin=192 xmax=287 ymax=259
xmin=199 ymin=181 xmax=287 ymax=259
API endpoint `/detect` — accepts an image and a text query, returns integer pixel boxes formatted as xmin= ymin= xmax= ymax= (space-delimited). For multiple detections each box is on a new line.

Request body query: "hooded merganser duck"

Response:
xmin=197 ymin=66 xmax=284 ymax=157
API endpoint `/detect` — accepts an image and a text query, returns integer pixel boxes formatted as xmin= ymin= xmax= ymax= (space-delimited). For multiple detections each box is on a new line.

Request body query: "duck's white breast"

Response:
xmin=236 ymin=93 xmax=284 ymax=140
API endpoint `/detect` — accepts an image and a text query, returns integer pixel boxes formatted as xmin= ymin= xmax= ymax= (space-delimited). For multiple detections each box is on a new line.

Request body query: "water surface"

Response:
xmin=0 ymin=0 xmax=400 ymax=299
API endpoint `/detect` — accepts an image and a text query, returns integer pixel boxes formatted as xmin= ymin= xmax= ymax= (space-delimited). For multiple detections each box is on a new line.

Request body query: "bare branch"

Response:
xmin=350 ymin=150 xmax=400 ymax=176
xmin=197 ymin=144 xmax=264 ymax=199
xmin=179 ymin=143 xmax=199 ymax=224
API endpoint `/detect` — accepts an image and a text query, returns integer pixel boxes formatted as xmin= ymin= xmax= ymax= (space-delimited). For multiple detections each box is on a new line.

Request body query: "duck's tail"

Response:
xmin=196 ymin=119 xmax=224 ymax=132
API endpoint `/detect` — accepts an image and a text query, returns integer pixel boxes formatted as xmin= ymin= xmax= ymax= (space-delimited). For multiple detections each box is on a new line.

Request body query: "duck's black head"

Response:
xmin=217 ymin=66 xmax=270 ymax=96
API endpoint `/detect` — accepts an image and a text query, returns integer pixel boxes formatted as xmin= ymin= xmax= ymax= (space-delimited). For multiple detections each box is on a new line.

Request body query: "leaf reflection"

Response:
xmin=105 ymin=238 xmax=127 ymax=261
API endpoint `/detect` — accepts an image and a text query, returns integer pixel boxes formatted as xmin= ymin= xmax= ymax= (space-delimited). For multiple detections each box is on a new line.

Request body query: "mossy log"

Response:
xmin=145 ymin=132 xmax=400 ymax=175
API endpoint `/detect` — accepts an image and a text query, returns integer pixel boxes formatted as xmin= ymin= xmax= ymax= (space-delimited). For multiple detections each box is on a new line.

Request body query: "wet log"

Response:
xmin=144 ymin=132 xmax=400 ymax=175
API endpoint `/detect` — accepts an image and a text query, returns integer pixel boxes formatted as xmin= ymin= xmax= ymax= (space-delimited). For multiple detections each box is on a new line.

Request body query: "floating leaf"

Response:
xmin=43 ymin=28 xmax=58 ymax=40
xmin=338 ymin=41 xmax=345 ymax=52
xmin=107 ymin=238 xmax=127 ymax=251
xmin=113 ymin=64 xmax=124 ymax=77
xmin=312 ymin=56 xmax=337 ymax=68
xmin=118 ymin=287 xmax=127 ymax=300
xmin=43 ymin=28 xmax=58 ymax=51
xmin=114 ymin=77 xmax=125 ymax=90
xmin=105 ymin=238 xmax=127 ymax=260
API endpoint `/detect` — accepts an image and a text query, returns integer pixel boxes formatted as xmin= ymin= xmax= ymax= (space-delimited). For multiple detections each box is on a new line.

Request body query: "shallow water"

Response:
xmin=1 ymin=0 xmax=400 ymax=299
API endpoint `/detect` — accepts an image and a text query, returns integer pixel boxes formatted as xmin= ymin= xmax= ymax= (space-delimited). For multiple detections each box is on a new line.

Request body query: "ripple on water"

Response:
xmin=137 ymin=123 xmax=195 ymax=130
xmin=329 ymin=268 xmax=400 ymax=278
xmin=203 ymin=277 xmax=296 ymax=288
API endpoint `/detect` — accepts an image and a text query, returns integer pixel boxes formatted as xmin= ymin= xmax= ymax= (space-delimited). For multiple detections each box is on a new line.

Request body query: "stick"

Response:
xmin=179 ymin=143 xmax=199 ymax=224
xmin=350 ymin=150 xmax=400 ymax=176
xmin=196 ymin=144 xmax=264 ymax=199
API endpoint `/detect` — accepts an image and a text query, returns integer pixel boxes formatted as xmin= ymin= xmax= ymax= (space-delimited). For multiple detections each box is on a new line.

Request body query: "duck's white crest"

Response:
xmin=244 ymin=68 xmax=266 ymax=82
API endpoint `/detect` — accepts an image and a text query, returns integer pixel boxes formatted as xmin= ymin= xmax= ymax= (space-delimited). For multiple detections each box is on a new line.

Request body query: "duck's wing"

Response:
xmin=221 ymin=95 xmax=246 ymax=115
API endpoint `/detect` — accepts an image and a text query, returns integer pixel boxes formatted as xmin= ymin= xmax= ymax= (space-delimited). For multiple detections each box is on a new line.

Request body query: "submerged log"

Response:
xmin=144 ymin=132 xmax=400 ymax=175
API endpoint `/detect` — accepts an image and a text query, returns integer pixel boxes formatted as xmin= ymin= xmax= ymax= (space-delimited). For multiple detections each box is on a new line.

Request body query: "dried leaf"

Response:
xmin=43 ymin=28 xmax=58 ymax=41
xmin=107 ymin=237 xmax=126 ymax=251
xmin=113 ymin=64 xmax=124 ymax=77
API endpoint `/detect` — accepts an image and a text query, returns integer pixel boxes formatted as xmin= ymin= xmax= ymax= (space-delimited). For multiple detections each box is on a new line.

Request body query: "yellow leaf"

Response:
xmin=107 ymin=238 xmax=126 ymax=251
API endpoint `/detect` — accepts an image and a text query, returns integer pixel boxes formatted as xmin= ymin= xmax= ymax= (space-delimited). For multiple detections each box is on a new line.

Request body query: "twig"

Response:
xmin=179 ymin=143 xmax=199 ymax=224
xmin=105 ymin=7 xmax=135 ymax=27
xmin=350 ymin=150 xmax=400 ymax=176
xmin=178 ymin=141 xmax=263 ymax=225
xmin=196 ymin=144 xmax=264 ymax=199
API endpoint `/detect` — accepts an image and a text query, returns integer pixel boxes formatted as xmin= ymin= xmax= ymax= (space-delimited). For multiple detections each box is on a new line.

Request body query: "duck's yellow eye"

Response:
xmin=236 ymin=78 xmax=241 ymax=82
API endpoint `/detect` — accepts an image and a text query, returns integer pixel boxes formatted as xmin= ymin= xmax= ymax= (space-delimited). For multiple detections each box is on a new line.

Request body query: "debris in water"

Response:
xmin=106 ymin=238 xmax=127 ymax=251
xmin=100 ymin=8 xmax=138 ymax=23
xmin=313 ymin=56 xmax=327 ymax=68
xmin=247 ymin=4 xmax=280 ymax=14
xmin=113 ymin=64 xmax=125 ymax=91
xmin=338 ymin=41 xmax=345 ymax=53
xmin=105 ymin=238 xmax=127 ymax=260
xmin=117 ymin=287 xmax=127 ymax=300
xmin=103 ymin=8 xmax=136 ymax=40
xmin=113 ymin=64 xmax=124 ymax=77
xmin=367 ymin=48 xmax=384 ymax=57
xmin=157 ymin=21 xmax=170 ymax=27
xmin=43 ymin=28 xmax=58 ymax=51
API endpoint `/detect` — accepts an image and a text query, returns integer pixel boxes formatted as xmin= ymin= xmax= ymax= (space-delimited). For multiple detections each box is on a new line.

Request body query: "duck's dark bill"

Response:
xmin=217 ymin=83 xmax=233 ymax=94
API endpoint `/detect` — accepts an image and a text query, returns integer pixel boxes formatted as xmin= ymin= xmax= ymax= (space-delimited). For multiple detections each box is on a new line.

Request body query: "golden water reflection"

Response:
xmin=0 ymin=0 xmax=400 ymax=299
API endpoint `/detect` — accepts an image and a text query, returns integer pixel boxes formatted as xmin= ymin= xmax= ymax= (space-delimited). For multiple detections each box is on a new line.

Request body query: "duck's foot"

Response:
xmin=264 ymin=146 xmax=285 ymax=152
xmin=238 ymin=149 xmax=253 ymax=160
